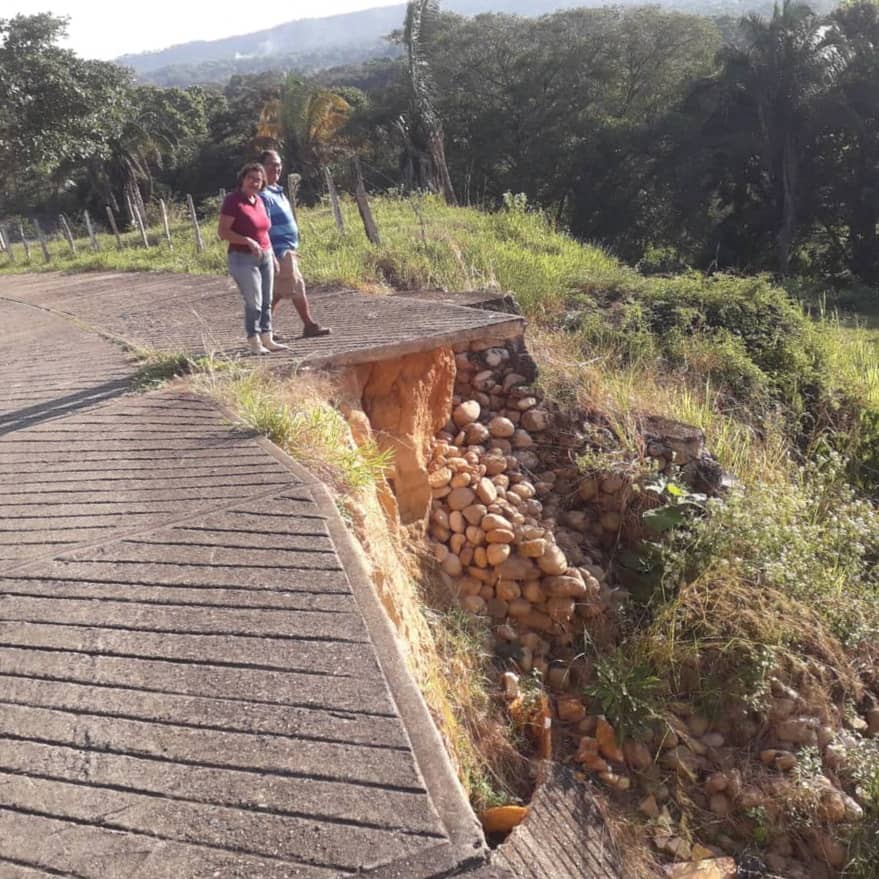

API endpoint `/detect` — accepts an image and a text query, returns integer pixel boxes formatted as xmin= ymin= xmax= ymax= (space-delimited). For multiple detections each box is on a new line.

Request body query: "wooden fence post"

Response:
xmin=134 ymin=203 xmax=149 ymax=248
xmin=126 ymin=194 xmax=149 ymax=248
xmin=186 ymin=194 xmax=204 ymax=253
xmin=287 ymin=173 xmax=301 ymax=224
xmin=352 ymin=157 xmax=381 ymax=246
xmin=0 ymin=226 xmax=6 ymax=253
xmin=32 ymin=219 xmax=51 ymax=263
xmin=159 ymin=199 xmax=173 ymax=248
xmin=323 ymin=166 xmax=345 ymax=234
xmin=59 ymin=213 xmax=77 ymax=255
xmin=125 ymin=193 xmax=137 ymax=229
xmin=83 ymin=210 xmax=100 ymax=252
xmin=105 ymin=206 xmax=123 ymax=251
xmin=0 ymin=225 xmax=13 ymax=263
xmin=18 ymin=221 xmax=32 ymax=262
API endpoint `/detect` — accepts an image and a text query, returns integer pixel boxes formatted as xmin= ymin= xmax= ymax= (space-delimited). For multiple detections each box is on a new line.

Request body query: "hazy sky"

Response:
xmin=12 ymin=1 xmax=404 ymax=60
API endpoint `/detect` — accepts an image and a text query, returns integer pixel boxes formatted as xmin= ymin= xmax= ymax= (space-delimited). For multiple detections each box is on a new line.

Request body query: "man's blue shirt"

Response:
xmin=259 ymin=184 xmax=299 ymax=258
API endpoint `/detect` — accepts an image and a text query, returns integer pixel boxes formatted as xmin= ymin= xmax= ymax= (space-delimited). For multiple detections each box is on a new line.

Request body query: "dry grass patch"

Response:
xmin=644 ymin=571 xmax=864 ymax=716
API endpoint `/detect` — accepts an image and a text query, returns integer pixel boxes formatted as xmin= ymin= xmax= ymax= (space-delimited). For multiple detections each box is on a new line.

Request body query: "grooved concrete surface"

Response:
xmin=494 ymin=765 xmax=622 ymax=879
xmin=1 ymin=272 xmax=524 ymax=368
xmin=0 ymin=281 xmax=495 ymax=878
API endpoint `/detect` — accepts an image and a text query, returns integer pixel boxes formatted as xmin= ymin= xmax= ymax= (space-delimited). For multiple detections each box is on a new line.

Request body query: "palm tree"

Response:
xmin=718 ymin=0 xmax=845 ymax=274
xmin=85 ymin=86 xmax=198 ymax=224
xmin=256 ymin=77 xmax=352 ymax=179
xmin=403 ymin=0 xmax=456 ymax=205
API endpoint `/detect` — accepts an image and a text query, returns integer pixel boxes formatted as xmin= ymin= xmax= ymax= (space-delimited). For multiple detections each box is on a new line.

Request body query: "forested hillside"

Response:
xmin=4 ymin=1 xmax=879 ymax=286
xmin=117 ymin=0 xmax=837 ymax=87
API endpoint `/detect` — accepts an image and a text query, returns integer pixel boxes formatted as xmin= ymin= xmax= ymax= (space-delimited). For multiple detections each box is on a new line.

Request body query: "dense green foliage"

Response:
xmin=5 ymin=3 xmax=879 ymax=289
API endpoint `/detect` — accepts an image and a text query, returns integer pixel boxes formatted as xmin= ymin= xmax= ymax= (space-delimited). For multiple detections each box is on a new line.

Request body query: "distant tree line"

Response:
xmin=3 ymin=1 xmax=879 ymax=282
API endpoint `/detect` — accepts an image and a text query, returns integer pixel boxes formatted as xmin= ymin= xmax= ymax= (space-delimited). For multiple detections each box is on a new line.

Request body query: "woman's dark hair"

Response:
xmin=236 ymin=162 xmax=266 ymax=189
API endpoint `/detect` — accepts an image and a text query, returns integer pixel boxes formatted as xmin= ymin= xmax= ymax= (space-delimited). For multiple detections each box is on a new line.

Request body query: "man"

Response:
xmin=259 ymin=150 xmax=331 ymax=338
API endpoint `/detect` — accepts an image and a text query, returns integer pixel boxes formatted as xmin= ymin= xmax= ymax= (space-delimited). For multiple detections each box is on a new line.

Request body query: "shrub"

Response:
xmin=663 ymin=452 xmax=879 ymax=641
xmin=575 ymin=273 xmax=826 ymax=417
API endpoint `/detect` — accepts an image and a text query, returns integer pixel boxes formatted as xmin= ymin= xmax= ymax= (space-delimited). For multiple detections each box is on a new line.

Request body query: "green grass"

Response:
xmin=0 ymin=194 xmax=627 ymax=318
xmin=130 ymin=350 xmax=195 ymax=390
xmin=195 ymin=367 xmax=393 ymax=494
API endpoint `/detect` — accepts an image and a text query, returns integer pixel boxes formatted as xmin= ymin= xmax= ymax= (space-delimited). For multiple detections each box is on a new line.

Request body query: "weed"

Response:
xmin=641 ymin=473 xmax=707 ymax=536
xmin=844 ymin=738 xmax=879 ymax=812
xmin=795 ymin=745 xmax=825 ymax=785
xmin=130 ymin=351 xmax=193 ymax=389
xmin=584 ymin=648 xmax=663 ymax=742
xmin=744 ymin=805 xmax=771 ymax=847
xmin=334 ymin=496 xmax=354 ymax=526
xmin=779 ymin=745 xmax=827 ymax=828
xmin=843 ymin=738 xmax=879 ymax=878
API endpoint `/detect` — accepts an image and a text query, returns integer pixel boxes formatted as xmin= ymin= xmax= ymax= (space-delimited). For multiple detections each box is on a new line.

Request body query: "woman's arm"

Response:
xmin=218 ymin=213 xmax=261 ymax=256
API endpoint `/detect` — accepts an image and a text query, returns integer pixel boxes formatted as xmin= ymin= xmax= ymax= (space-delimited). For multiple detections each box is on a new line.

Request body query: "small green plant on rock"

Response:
xmin=744 ymin=804 xmax=771 ymax=847
xmin=585 ymin=647 xmax=663 ymax=742
xmin=641 ymin=474 xmax=707 ymax=536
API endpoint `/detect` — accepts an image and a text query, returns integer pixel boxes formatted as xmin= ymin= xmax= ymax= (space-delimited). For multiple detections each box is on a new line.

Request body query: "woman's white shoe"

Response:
xmin=248 ymin=336 xmax=269 ymax=354
xmin=260 ymin=332 xmax=289 ymax=352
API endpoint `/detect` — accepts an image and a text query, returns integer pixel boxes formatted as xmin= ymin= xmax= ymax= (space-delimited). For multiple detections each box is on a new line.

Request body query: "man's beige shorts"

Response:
xmin=274 ymin=249 xmax=305 ymax=299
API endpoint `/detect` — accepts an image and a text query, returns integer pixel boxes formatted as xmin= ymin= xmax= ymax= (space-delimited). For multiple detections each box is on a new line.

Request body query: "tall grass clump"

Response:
xmin=662 ymin=452 xmax=878 ymax=641
xmin=192 ymin=366 xmax=392 ymax=494
xmin=636 ymin=449 xmax=879 ymax=722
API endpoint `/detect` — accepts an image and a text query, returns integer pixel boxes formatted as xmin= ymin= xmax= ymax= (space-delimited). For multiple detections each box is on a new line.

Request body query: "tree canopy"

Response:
xmin=5 ymin=3 xmax=879 ymax=286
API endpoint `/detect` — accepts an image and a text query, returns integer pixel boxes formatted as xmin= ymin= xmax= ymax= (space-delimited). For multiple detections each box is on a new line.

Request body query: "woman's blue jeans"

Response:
xmin=228 ymin=249 xmax=274 ymax=338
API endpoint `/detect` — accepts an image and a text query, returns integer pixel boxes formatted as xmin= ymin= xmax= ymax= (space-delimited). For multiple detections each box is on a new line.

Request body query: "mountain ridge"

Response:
xmin=118 ymin=0 xmax=835 ymax=86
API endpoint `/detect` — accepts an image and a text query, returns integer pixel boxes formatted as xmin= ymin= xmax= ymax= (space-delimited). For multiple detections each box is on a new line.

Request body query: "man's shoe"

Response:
xmin=260 ymin=332 xmax=289 ymax=352
xmin=303 ymin=322 xmax=331 ymax=338
xmin=248 ymin=336 xmax=269 ymax=355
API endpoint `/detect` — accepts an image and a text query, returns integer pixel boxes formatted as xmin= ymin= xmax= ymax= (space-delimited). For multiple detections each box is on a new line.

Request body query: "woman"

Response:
xmin=218 ymin=162 xmax=288 ymax=354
